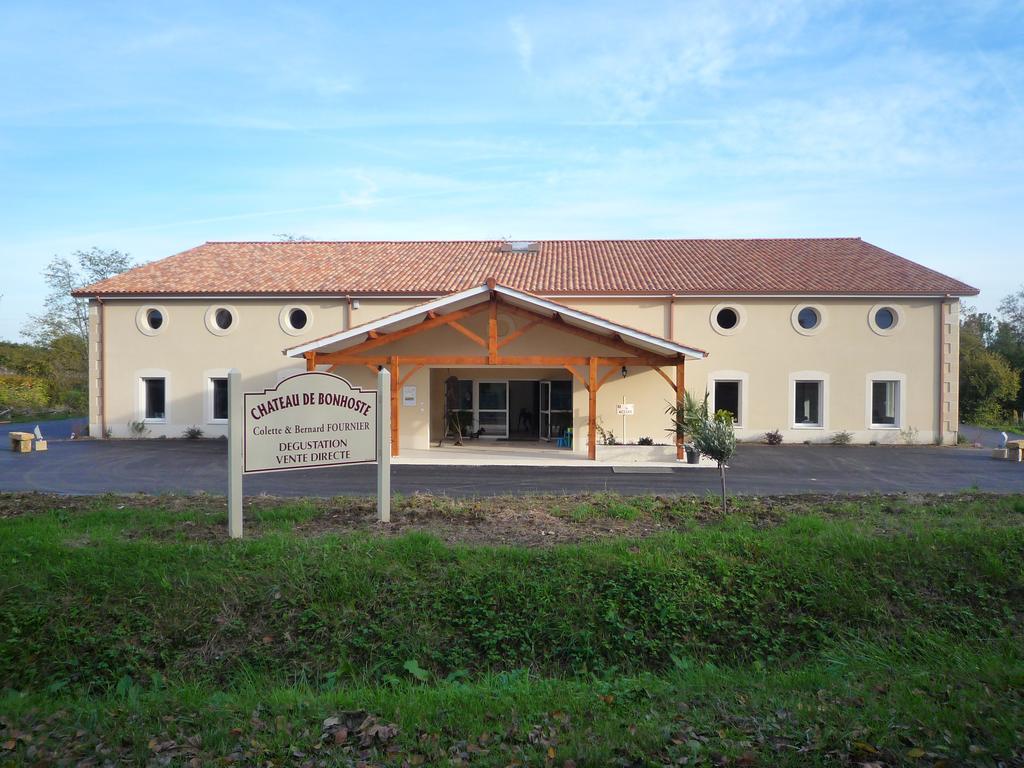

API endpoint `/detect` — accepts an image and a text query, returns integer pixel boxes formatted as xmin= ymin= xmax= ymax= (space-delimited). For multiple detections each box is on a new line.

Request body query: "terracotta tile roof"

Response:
xmin=73 ymin=238 xmax=979 ymax=297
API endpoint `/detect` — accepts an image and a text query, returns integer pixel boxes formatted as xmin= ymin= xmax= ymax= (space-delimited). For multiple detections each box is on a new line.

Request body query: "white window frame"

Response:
xmin=868 ymin=303 xmax=903 ymax=336
xmin=791 ymin=303 xmax=827 ymax=336
xmin=709 ymin=302 xmax=746 ymax=336
xmin=708 ymin=370 xmax=748 ymax=428
xmin=204 ymin=368 xmax=231 ymax=425
xmin=789 ymin=371 xmax=828 ymax=430
xmin=865 ymin=371 xmax=906 ymax=429
xmin=204 ymin=305 xmax=239 ymax=336
xmin=135 ymin=305 xmax=169 ymax=336
xmin=279 ymin=305 xmax=314 ymax=336
xmin=136 ymin=368 xmax=170 ymax=424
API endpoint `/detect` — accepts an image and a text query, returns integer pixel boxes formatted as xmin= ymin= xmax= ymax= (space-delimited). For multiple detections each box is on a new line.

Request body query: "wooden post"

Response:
xmin=588 ymin=356 xmax=597 ymax=460
xmin=377 ymin=367 xmax=391 ymax=522
xmin=227 ymin=368 xmax=243 ymax=538
xmin=305 ymin=352 xmax=317 ymax=372
xmin=676 ymin=360 xmax=685 ymax=460
xmin=389 ymin=356 xmax=400 ymax=457
xmin=488 ymin=297 xmax=498 ymax=364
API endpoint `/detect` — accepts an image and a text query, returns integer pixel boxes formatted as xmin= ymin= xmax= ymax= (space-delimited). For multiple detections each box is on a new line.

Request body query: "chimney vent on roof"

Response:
xmin=500 ymin=240 xmax=538 ymax=253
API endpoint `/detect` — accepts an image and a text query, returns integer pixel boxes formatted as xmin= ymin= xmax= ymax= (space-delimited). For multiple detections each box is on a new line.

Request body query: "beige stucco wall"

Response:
xmin=89 ymin=293 xmax=959 ymax=447
xmin=90 ymin=298 xmax=347 ymax=438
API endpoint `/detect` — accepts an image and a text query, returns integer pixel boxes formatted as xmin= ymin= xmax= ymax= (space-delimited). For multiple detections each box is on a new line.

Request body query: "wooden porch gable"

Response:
xmin=300 ymin=287 xmax=692 ymax=460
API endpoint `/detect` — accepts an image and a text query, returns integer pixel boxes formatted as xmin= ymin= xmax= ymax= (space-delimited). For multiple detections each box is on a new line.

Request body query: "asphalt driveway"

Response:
xmin=1 ymin=439 xmax=1021 ymax=496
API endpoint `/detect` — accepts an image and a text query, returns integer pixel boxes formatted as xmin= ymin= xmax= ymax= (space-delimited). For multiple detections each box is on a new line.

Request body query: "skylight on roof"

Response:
xmin=500 ymin=240 xmax=539 ymax=253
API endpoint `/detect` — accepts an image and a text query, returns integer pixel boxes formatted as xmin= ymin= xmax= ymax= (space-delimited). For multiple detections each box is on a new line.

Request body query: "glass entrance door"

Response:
xmin=539 ymin=381 xmax=551 ymax=440
xmin=476 ymin=381 xmax=509 ymax=438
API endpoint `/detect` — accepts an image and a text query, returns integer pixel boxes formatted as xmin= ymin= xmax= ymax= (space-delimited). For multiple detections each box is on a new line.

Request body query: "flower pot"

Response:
xmin=685 ymin=448 xmax=700 ymax=465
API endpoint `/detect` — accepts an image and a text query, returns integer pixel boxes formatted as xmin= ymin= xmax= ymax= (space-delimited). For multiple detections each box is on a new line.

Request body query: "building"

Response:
xmin=73 ymin=238 xmax=977 ymax=456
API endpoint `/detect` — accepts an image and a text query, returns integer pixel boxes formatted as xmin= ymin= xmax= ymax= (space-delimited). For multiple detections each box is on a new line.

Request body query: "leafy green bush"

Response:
xmin=0 ymin=374 xmax=49 ymax=411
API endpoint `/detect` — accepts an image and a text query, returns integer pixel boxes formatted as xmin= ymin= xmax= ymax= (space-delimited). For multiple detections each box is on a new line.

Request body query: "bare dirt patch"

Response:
xmin=2 ymin=490 xmax=1021 ymax=547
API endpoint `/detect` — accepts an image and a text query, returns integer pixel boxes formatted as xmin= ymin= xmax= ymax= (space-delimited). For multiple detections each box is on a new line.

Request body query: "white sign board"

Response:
xmin=242 ymin=372 xmax=377 ymax=474
xmin=616 ymin=403 xmax=635 ymax=416
xmin=402 ymin=385 xmax=417 ymax=406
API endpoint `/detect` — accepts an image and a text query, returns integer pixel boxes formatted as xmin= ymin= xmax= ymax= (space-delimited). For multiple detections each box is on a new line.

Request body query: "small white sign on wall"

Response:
xmin=402 ymin=385 xmax=417 ymax=406
xmin=616 ymin=403 xmax=635 ymax=416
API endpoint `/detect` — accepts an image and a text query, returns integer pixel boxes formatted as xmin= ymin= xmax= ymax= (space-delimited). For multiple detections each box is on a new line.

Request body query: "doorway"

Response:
xmin=508 ymin=380 xmax=540 ymax=440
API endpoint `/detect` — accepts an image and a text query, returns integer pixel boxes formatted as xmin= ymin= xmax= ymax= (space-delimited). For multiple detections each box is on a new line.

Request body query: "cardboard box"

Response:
xmin=34 ymin=440 xmax=47 ymax=452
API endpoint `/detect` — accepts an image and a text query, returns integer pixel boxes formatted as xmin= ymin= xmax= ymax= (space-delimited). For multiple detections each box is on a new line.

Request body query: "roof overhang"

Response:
xmin=284 ymin=282 xmax=707 ymax=360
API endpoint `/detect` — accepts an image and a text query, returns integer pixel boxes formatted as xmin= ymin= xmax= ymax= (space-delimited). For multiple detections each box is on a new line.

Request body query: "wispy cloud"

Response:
xmin=508 ymin=16 xmax=533 ymax=73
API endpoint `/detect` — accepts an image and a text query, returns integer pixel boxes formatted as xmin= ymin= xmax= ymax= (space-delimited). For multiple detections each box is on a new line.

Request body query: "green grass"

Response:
xmin=1 ymin=494 xmax=1023 ymax=765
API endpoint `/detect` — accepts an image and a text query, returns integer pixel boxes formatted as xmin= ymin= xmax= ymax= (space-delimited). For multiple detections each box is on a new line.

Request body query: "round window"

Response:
xmin=875 ymin=307 xmax=895 ymax=330
xmin=288 ymin=308 xmax=307 ymax=330
xmin=146 ymin=308 xmax=163 ymax=330
xmin=797 ymin=307 xmax=820 ymax=330
xmin=204 ymin=305 xmax=238 ymax=335
xmin=716 ymin=308 xmax=738 ymax=330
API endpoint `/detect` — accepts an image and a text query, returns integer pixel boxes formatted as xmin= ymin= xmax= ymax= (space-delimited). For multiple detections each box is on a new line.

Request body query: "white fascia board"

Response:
xmin=284 ymin=284 xmax=490 ymax=357
xmin=495 ymin=286 xmax=706 ymax=359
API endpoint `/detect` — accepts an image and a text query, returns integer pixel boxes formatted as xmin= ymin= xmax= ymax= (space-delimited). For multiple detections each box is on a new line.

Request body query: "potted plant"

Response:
xmin=666 ymin=390 xmax=710 ymax=462
xmin=683 ymin=441 xmax=700 ymax=464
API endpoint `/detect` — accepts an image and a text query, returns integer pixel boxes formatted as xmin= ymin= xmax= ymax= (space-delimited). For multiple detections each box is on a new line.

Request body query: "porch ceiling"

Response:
xmin=284 ymin=281 xmax=707 ymax=360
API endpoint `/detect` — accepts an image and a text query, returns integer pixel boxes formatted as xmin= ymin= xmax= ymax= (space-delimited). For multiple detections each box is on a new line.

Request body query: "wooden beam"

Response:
xmin=390 ymin=356 xmax=400 ymax=457
xmin=497 ymin=317 xmax=542 ymax=348
xmin=563 ymin=364 xmax=588 ymax=391
xmin=588 ymin=357 xmax=598 ymax=460
xmin=305 ymin=352 xmax=317 ymax=371
xmin=315 ymin=353 xmax=681 ymax=368
xmin=399 ymin=364 xmax=423 ymax=386
xmin=652 ymin=366 xmax=675 ymax=390
xmin=337 ymin=303 xmax=490 ymax=356
xmin=596 ymin=365 xmax=618 ymax=390
xmin=497 ymin=301 xmax=643 ymax=357
xmin=488 ymin=297 xmax=498 ymax=364
xmin=448 ymin=320 xmax=486 ymax=348
xmin=676 ymin=360 xmax=685 ymax=460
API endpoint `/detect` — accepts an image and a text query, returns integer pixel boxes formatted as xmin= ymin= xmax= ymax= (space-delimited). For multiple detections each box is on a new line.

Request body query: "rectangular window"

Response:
xmin=211 ymin=378 xmax=228 ymax=421
xmin=793 ymin=381 xmax=821 ymax=426
xmin=714 ymin=380 xmax=741 ymax=424
xmin=144 ymin=378 xmax=166 ymax=420
xmin=871 ymin=380 xmax=899 ymax=426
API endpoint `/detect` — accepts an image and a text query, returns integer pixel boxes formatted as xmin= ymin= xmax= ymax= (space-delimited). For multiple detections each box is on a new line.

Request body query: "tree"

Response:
xmin=997 ymin=287 xmax=1024 ymax=345
xmin=22 ymin=248 xmax=132 ymax=366
xmin=691 ymin=410 xmax=737 ymax=513
xmin=959 ymin=331 xmax=1020 ymax=423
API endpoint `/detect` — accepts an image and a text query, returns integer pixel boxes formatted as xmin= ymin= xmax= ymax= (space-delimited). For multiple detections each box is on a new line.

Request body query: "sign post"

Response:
xmin=377 ymin=367 xmax=391 ymax=523
xmin=616 ymin=400 xmax=634 ymax=445
xmin=227 ymin=370 xmax=389 ymax=538
xmin=227 ymin=368 xmax=243 ymax=539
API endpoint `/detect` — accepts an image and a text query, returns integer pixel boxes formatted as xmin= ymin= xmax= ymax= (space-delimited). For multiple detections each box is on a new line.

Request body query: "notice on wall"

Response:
xmin=243 ymin=372 xmax=377 ymax=474
xmin=402 ymin=385 xmax=417 ymax=406
xmin=616 ymin=403 xmax=635 ymax=416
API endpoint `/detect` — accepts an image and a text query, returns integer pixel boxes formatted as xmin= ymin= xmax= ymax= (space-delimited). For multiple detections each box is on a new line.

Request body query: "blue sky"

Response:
xmin=1 ymin=0 xmax=1021 ymax=341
